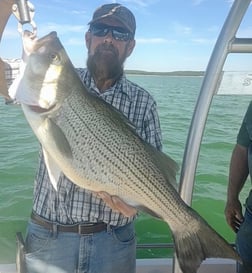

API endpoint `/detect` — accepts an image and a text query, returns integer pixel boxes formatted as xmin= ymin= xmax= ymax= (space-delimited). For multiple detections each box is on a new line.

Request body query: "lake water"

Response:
xmin=0 ymin=75 xmax=251 ymax=263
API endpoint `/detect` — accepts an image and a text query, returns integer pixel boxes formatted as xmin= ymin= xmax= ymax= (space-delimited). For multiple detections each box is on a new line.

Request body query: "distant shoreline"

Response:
xmin=125 ymin=70 xmax=204 ymax=77
xmin=2 ymin=59 xmax=205 ymax=77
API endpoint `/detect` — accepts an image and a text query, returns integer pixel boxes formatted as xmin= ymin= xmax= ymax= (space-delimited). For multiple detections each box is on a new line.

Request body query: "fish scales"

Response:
xmin=55 ymin=88 xmax=181 ymax=224
xmin=7 ymin=31 xmax=241 ymax=273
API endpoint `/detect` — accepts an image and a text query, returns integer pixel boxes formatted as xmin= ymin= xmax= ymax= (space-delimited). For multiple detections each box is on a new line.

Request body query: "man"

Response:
xmin=225 ymin=101 xmax=252 ymax=273
xmin=2 ymin=3 xmax=162 ymax=273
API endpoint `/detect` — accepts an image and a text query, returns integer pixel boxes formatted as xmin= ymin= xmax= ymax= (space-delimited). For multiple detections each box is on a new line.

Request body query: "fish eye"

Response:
xmin=49 ymin=52 xmax=60 ymax=64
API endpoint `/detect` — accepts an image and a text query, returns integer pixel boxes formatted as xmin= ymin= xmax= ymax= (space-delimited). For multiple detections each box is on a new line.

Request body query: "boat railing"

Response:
xmin=137 ymin=1 xmax=251 ymax=271
xmin=137 ymin=243 xmax=174 ymax=250
xmin=136 ymin=242 xmax=236 ymax=250
xmin=175 ymin=0 xmax=252 ymax=272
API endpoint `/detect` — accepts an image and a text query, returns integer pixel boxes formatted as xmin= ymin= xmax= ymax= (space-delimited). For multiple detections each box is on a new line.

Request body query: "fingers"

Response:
xmin=227 ymin=213 xmax=243 ymax=232
xmin=97 ymin=191 xmax=118 ymax=211
xmin=233 ymin=215 xmax=243 ymax=233
xmin=111 ymin=196 xmax=137 ymax=217
xmin=225 ymin=204 xmax=244 ymax=233
xmin=97 ymin=191 xmax=137 ymax=217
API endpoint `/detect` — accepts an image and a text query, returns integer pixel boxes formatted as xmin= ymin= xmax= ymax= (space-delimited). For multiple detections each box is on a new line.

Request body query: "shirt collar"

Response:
xmin=83 ymin=69 xmax=132 ymax=101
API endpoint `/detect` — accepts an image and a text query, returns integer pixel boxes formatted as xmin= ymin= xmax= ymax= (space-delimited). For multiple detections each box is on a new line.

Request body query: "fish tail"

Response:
xmin=171 ymin=208 xmax=241 ymax=273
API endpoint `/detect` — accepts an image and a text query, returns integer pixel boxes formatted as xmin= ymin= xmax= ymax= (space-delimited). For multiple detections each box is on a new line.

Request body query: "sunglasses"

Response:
xmin=89 ymin=24 xmax=133 ymax=42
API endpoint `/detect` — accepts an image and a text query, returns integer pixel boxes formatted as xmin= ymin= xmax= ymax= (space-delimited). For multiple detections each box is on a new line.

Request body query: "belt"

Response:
xmin=31 ymin=212 xmax=107 ymax=235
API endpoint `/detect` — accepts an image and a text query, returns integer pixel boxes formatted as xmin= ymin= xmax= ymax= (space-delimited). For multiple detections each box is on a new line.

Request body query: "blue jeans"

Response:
xmin=24 ymin=221 xmax=136 ymax=273
xmin=236 ymin=207 xmax=252 ymax=273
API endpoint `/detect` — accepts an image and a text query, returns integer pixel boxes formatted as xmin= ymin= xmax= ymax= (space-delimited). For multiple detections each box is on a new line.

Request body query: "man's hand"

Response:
xmin=0 ymin=0 xmax=15 ymax=41
xmin=0 ymin=0 xmax=15 ymax=99
xmin=225 ymin=199 xmax=244 ymax=233
xmin=97 ymin=191 xmax=137 ymax=217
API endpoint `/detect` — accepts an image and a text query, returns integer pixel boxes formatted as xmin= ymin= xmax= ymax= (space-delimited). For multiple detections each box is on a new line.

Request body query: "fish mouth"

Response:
xmin=28 ymin=104 xmax=56 ymax=113
xmin=23 ymin=31 xmax=58 ymax=55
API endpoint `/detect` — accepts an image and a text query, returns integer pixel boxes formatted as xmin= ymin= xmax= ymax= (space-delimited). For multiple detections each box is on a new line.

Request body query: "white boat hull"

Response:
xmin=0 ymin=258 xmax=237 ymax=273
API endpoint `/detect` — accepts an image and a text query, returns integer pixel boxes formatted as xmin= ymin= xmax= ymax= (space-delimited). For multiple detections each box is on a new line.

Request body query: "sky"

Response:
xmin=1 ymin=0 xmax=252 ymax=72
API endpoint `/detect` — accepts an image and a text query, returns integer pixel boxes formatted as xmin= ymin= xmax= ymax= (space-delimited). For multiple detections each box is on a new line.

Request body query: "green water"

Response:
xmin=0 ymin=75 xmax=251 ymax=262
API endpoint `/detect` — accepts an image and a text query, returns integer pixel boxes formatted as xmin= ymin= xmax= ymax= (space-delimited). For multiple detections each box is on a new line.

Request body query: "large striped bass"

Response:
xmin=7 ymin=31 xmax=241 ymax=273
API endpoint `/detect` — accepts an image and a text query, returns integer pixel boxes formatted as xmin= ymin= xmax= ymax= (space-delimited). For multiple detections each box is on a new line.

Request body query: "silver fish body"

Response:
xmin=10 ymin=31 xmax=241 ymax=273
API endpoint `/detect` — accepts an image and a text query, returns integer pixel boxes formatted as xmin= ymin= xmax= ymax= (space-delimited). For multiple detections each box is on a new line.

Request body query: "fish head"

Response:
xmin=10 ymin=31 xmax=75 ymax=114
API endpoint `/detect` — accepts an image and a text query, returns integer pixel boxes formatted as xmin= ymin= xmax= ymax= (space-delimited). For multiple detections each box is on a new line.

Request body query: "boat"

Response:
xmin=1 ymin=0 xmax=252 ymax=272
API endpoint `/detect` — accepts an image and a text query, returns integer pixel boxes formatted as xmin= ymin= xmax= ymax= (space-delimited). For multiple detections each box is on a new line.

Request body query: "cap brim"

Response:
xmin=88 ymin=15 xmax=134 ymax=34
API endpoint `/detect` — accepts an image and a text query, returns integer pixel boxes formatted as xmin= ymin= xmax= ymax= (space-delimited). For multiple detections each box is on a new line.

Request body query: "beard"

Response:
xmin=87 ymin=43 xmax=124 ymax=81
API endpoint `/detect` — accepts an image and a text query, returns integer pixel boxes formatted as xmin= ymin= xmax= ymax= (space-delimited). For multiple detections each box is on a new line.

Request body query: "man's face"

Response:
xmin=85 ymin=17 xmax=135 ymax=80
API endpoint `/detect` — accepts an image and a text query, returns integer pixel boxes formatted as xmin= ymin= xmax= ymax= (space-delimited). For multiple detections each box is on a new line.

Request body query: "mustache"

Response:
xmin=94 ymin=43 xmax=119 ymax=56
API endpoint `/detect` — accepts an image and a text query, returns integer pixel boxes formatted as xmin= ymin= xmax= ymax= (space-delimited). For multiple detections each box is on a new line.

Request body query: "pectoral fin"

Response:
xmin=40 ymin=119 xmax=73 ymax=190
xmin=42 ymin=148 xmax=61 ymax=190
xmin=44 ymin=118 xmax=73 ymax=160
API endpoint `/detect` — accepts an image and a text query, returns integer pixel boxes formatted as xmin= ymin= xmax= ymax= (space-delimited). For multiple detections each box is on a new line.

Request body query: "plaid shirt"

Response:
xmin=31 ymin=68 xmax=162 ymax=226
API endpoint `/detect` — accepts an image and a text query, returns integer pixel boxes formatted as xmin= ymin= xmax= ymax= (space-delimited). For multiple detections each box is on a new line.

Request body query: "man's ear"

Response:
xmin=126 ymin=39 xmax=136 ymax=58
xmin=85 ymin=31 xmax=91 ymax=49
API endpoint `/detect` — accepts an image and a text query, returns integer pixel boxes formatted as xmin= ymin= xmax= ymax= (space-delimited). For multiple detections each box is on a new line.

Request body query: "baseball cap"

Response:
xmin=88 ymin=3 xmax=136 ymax=36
